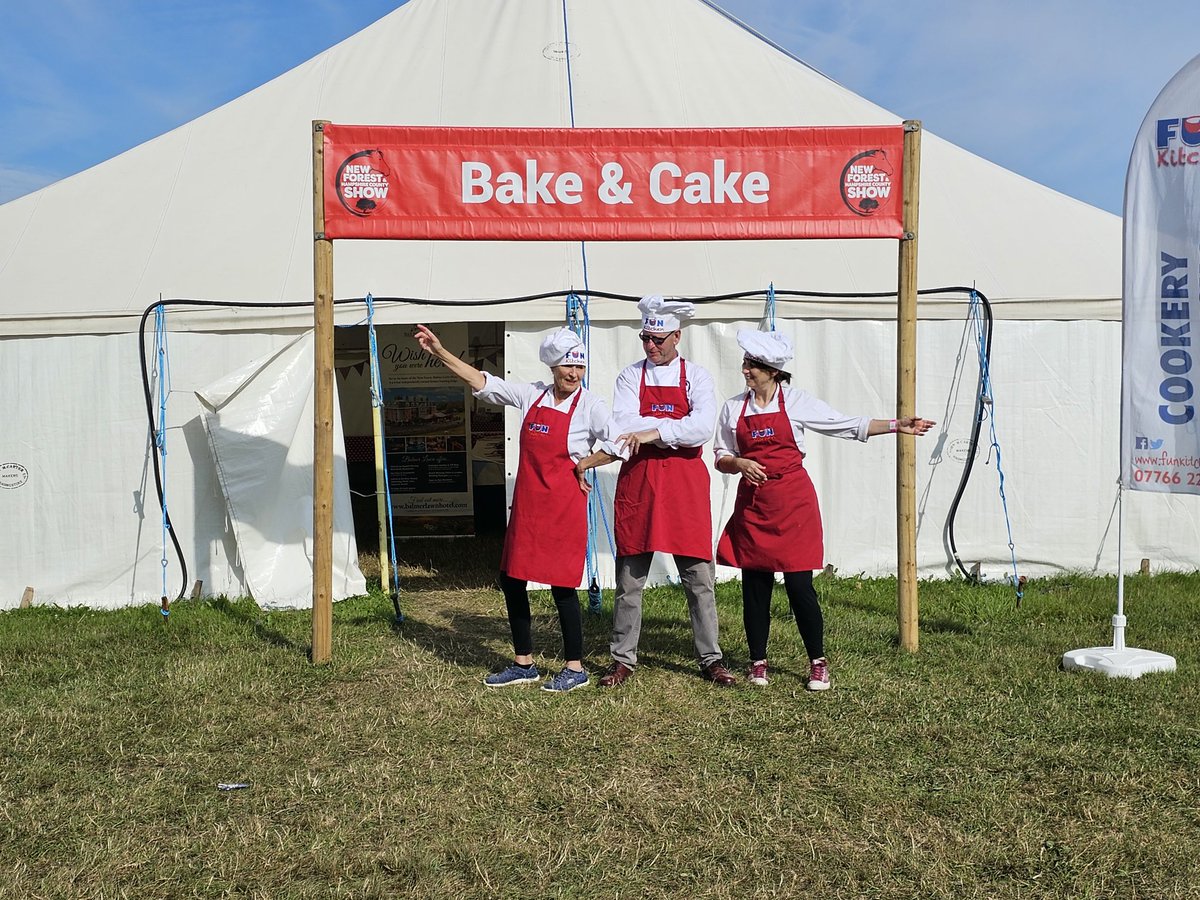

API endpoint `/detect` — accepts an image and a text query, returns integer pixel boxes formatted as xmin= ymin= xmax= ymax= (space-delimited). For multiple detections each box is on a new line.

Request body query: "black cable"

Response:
xmin=139 ymin=300 xmax=320 ymax=601
xmin=138 ymin=304 xmax=189 ymax=604
xmin=138 ymin=285 xmax=993 ymax=600
xmin=767 ymin=285 xmax=998 ymax=582
xmin=941 ymin=290 xmax=993 ymax=581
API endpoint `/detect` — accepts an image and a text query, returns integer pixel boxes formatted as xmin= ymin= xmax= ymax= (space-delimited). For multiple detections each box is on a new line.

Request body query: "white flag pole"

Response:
xmin=1114 ymin=483 xmax=1125 ymax=653
xmin=1060 ymin=56 xmax=1200 ymax=679
xmin=1063 ymin=479 xmax=1174 ymax=677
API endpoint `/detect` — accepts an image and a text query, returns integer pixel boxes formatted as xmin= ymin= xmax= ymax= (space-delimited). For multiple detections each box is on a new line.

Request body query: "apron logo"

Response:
xmin=527 ymin=422 xmax=551 ymax=434
xmin=750 ymin=427 xmax=776 ymax=439
xmin=649 ymin=403 xmax=675 ymax=413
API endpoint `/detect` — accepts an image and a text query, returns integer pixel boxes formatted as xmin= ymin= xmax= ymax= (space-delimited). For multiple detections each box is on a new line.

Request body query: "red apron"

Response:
xmin=716 ymin=388 xmax=824 ymax=572
xmin=500 ymin=388 xmax=587 ymax=586
xmin=614 ymin=359 xmax=712 ymax=560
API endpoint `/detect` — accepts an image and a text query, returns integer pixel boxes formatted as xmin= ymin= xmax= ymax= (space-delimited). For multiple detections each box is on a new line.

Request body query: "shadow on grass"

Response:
xmin=826 ymin=590 xmax=976 ymax=639
xmin=389 ymin=535 xmax=506 ymax=592
xmin=399 ymin=611 xmax=512 ymax=669
xmin=207 ymin=596 xmax=302 ymax=651
xmin=632 ymin=612 xmax=741 ymax=676
xmin=914 ymin=616 xmax=975 ymax=636
xmin=377 ymin=592 xmax=726 ymax=676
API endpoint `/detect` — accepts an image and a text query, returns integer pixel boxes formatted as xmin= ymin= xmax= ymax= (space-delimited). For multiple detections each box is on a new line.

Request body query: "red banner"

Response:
xmin=321 ymin=125 xmax=906 ymax=242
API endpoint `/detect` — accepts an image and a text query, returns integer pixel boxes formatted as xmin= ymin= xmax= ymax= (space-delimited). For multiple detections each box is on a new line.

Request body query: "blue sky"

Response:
xmin=2 ymin=1 xmax=1198 ymax=214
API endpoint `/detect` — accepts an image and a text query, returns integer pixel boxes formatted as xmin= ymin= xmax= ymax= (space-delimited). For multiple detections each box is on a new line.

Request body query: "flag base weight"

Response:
xmin=1062 ymin=614 xmax=1175 ymax=679
xmin=1062 ymin=646 xmax=1176 ymax=679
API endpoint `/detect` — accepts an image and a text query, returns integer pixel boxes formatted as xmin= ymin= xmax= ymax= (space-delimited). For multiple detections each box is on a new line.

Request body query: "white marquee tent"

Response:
xmin=2 ymin=0 xmax=1195 ymax=611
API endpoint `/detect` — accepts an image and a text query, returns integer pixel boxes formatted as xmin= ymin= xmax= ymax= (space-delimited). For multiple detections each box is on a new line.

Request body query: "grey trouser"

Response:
xmin=610 ymin=552 xmax=722 ymax=668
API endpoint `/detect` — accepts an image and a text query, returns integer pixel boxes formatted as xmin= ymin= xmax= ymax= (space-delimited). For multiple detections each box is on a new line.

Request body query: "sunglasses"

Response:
xmin=639 ymin=332 xmax=674 ymax=346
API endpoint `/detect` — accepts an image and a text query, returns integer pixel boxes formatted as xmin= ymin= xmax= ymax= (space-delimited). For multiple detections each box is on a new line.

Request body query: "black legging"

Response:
xmin=742 ymin=569 xmax=823 ymax=661
xmin=499 ymin=572 xmax=583 ymax=661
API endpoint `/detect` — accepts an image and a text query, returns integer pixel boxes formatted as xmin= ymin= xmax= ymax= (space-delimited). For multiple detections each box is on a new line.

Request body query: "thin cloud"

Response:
xmin=716 ymin=0 xmax=1200 ymax=212
xmin=3 ymin=0 xmax=1198 ymax=213
xmin=0 ymin=0 xmax=405 ymax=203
xmin=0 ymin=164 xmax=60 ymax=205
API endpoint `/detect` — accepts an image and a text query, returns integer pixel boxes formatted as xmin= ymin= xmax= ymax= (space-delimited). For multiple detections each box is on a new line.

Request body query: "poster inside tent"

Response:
xmin=377 ymin=323 xmax=475 ymax=535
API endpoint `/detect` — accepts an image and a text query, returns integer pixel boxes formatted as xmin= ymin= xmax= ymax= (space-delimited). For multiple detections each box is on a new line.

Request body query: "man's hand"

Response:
xmin=616 ymin=429 xmax=661 ymax=456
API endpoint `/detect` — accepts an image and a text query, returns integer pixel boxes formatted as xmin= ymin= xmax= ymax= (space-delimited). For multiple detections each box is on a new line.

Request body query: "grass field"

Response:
xmin=3 ymin=542 xmax=1198 ymax=899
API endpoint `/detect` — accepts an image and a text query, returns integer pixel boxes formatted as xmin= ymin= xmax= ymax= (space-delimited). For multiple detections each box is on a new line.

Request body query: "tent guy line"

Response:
xmin=137 ymin=285 xmax=994 ymax=316
xmin=139 ymin=285 xmax=1000 ymax=605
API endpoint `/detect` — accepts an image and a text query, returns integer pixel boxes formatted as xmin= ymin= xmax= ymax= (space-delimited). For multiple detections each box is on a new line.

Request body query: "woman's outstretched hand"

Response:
xmin=413 ymin=324 xmax=442 ymax=355
xmin=899 ymin=416 xmax=936 ymax=436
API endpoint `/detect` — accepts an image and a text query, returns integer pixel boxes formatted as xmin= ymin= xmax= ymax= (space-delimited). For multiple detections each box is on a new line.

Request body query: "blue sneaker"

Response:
xmin=541 ymin=667 xmax=590 ymax=693
xmin=484 ymin=663 xmax=540 ymax=687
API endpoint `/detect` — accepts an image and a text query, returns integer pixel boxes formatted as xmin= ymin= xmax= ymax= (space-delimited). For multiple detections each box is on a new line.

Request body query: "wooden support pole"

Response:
xmin=312 ymin=120 xmax=334 ymax=664
xmin=897 ymin=120 xmax=922 ymax=653
xmin=20 ymin=587 xmax=34 ymax=609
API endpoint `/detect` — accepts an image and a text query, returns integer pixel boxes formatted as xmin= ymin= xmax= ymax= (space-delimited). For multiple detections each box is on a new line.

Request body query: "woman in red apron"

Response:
xmin=414 ymin=325 xmax=616 ymax=693
xmin=714 ymin=329 xmax=934 ymax=691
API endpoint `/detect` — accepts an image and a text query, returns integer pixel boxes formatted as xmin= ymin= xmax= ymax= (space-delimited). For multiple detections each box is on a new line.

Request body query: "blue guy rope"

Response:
xmin=766 ymin=282 xmax=777 ymax=331
xmin=970 ymin=291 xmax=1024 ymax=605
xmin=566 ymin=293 xmax=598 ymax=605
xmin=566 ymin=291 xmax=610 ymax=614
xmin=364 ymin=294 xmax=405 ymax=623
xmin=153 ymin=303 xmax=172 ymax=619
xmin=561 ymin=0 xmax=578 ymax=128
xmin=562 ymin=0 xmax=613 ymax=614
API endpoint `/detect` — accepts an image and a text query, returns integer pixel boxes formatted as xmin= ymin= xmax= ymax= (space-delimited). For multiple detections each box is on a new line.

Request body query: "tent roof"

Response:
xmin=0 ymin=0 xmax=1120 ymax=335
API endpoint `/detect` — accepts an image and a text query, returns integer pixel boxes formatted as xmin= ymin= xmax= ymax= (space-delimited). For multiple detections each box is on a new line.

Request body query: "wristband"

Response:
xmin=889 ymin=419 xmax=898 ymax=433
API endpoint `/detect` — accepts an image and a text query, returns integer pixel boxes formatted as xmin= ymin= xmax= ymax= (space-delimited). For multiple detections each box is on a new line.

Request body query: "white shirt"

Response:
xmin=475 ymin=372 xmax=614 ymax=462
xmin=610 ymin=356 xmax=717 ymax=455
xmin=713 ymin=384 xmax=870 ymax=458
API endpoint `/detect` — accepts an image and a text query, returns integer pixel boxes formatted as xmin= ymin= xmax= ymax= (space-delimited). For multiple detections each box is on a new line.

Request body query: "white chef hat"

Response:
xmin=737 ymin=329 xmax=793 ymax=372
xmin=539 ymin=327 xmax=588 ymax=367
xmin=638 ymin=295 xmax=697 ymax=333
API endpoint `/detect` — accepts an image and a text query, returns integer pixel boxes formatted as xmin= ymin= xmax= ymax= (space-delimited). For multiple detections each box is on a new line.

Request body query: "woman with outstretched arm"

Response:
xmin=414 ymin=324 xmax=617 ymax=692
xmin=713 ymin=329 xmax=934 ymax=691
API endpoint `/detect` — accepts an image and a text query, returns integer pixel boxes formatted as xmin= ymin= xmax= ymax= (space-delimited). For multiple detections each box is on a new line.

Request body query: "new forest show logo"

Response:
xmin=839 ymin=149 xmax=896 ymax=217
xmin=335 ymin=149 xmax=393 ymax=217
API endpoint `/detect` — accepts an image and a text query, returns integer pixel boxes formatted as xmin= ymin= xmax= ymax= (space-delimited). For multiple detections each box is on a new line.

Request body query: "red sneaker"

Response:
xmin=747 ymin=660 xmax=769 ymax=687
xmin=807 ymin=658 xmax=831 ymax=691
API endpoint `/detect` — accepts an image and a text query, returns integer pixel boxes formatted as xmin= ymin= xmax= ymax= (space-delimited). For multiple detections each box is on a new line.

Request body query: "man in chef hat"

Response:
xmin=576 ymin=295 xmax=735 ymax=687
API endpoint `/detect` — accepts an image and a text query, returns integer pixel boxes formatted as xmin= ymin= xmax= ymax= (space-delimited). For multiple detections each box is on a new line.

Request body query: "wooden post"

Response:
xmin=312 ymin=120 xmax=334 ymax=664
xmin=20 ymin=587 xmax=33 ymax=609
xmin=372 ymin=402 xmax=391 ymax=591
xmin=897 ymin=120 xmax=922 ymax=653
